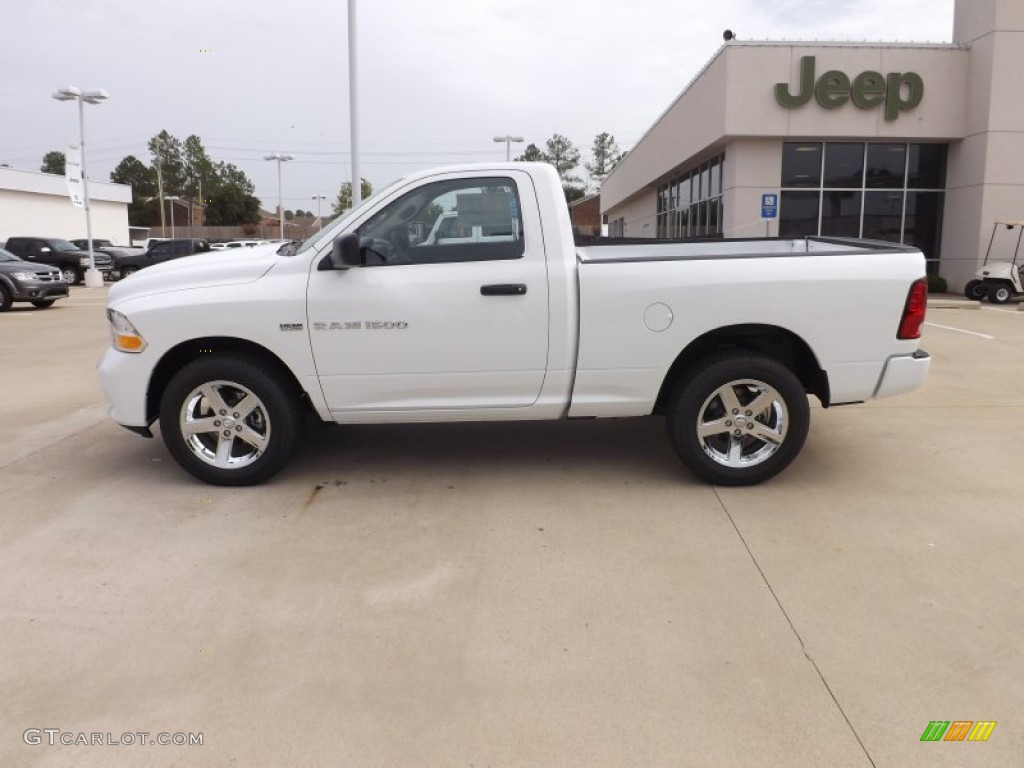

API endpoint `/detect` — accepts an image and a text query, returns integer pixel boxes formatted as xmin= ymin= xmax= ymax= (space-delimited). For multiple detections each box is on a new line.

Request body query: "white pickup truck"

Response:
xmin=98 ymin=163 xmax=930 ymax=487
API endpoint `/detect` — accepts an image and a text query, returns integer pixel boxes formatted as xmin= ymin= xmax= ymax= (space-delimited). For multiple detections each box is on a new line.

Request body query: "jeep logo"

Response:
xmin=774 ymin=56 xmax=923 ymax=121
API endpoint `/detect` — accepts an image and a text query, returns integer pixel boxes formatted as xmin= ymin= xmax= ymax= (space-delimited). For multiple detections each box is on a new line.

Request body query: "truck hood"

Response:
xmin=107 ymin=244 xmax=281 ymax=304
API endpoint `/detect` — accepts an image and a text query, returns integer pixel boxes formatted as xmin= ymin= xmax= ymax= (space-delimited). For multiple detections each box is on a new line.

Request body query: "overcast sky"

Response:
xmin=0 ymin=0 xmax=955 ymax=212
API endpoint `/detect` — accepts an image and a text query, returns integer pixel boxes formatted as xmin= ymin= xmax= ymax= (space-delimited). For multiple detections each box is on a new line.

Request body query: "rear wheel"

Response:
xmin=30 ymin=299 xmax=55 ymax=309
xmin=666 ymin=351 xmax=810 ymax=486
xmin=964 ymin=280 xmax=986 ymax=301
xmin=159 ymin=356 xmax=303 ymax=486
xmin=988 ymin=284 xmax=1013 ymax=304
xmin=0 ymin=284 xmax=12 ymax=312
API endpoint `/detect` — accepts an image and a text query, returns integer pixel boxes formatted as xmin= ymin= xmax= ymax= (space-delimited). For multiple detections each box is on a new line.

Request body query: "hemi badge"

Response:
xmin=279 ymin=323 xmax=304 ymax=332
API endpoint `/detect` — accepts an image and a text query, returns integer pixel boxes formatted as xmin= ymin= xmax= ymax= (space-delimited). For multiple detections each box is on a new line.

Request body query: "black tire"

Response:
xmin=61 ymin=267 xmax=81 ymax=285
xmin=666 ymin=351 xmax=810 ymax=486
xmin=988 ymin=284 xmax=1013 ymax=304
xmin=0 ymin=284 xmax=12 ymax=312
xmin=964 ymin=280 xmax=986 ymax=301
xmin=159 ymin=355 xmax=303 ymax=486
xmin=120 ymin=266 xmax=138 ymax=278
xmin=31 ymin=299 xmax=56 ymax=309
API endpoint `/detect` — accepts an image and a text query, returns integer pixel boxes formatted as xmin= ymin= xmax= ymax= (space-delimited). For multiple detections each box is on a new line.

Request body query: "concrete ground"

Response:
xmin=1 ymin=289 xmax=1021 ymax=767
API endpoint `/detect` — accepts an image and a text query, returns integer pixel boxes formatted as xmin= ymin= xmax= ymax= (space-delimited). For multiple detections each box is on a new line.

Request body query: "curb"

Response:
xmin=927 ymin=297 xmax=981 ymax=310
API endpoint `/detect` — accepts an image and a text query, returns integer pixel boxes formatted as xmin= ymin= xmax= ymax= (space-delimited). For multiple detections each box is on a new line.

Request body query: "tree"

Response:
xmin=585 ymin=133 xmax=623 ymax=186
xmin=515 ymin=143 xmax=545 ymax=162
xmin=333 ymin=178 xmax=374 ymax=216
xmin=203 ymin=161 xmax=260 ymax=226
xmin=544 ymin=134 xmax=581 ymax=186
xmin=148 ymin=130 xmax=185 ymax=196
xmin=284 ymin=210 xmax=295 ymax=221
xmin=182 ymin=134 xmax=215 ymax=221
xmin=41 ymin=151 xmax=66 ymax=175
xmin=111 ymin=155 xmax=160 ymax=226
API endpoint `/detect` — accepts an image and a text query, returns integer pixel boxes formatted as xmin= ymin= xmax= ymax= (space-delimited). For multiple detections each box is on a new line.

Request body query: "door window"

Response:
xmin=356 ymin=177 xmax=524 ymax=266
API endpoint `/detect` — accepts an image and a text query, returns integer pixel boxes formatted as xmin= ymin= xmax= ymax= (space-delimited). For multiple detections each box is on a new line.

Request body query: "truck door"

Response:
xmin=307 ymin=172 xmax=549 ymax=416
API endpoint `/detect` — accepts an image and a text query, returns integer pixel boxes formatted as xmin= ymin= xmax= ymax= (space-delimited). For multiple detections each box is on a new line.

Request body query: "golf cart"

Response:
xmin=965 ymin=220 xmax=1024 ymax=304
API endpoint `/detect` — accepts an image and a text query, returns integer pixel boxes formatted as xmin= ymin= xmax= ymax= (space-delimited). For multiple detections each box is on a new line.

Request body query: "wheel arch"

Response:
xmin=146 ymin=336 xmax=310 ymax=422
xmin=653 ymin=324 xmax=830 ymax=413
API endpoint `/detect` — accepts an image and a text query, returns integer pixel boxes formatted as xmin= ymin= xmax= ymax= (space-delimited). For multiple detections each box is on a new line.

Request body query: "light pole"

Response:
xmin=264 ymin=153 xmax=294 ymax=239
xmin=312 ymin=195 xmax=327 ymax=231
xmin=165 ymin=196 xmax=181 ymax=237
xmin=493 ymin=135 xmax=524 ymax=161
xmin=146 ymin=196 xmax=181 ymax=237
xmin=52 ymin=85 xmax=109 ymax=288
xmin=349 ymin=0 xmax=361 ymax=207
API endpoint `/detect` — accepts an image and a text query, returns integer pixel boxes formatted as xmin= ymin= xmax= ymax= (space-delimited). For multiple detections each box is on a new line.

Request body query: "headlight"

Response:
xmin=107 ymin=309 xmax=147 ymax=353
xmin=11 ymin=272 xmax=32 ymax=281
xmin=79 ymin=256 xmax=90 ymax=267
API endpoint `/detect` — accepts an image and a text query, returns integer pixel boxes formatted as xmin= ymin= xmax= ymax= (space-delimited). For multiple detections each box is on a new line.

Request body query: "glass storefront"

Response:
xmin=780 ymin=142 xmax=947 ymax=272
xmin=656 ymin=154 xmax=725 ymax=238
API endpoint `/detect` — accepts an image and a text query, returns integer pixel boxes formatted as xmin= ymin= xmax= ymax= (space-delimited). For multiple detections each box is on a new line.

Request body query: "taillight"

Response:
xmin=898 ymin=278 xmax=928 ymax=339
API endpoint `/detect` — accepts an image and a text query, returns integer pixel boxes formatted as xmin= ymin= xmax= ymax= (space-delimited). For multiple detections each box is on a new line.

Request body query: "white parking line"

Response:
xmin=924 ymin=322 xmax=995 ymax=339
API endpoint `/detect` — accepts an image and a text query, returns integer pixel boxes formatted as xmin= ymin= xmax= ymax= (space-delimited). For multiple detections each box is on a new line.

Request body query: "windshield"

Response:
xmin=0 ymin=248 xmax=19 ymax=262
xmin=51 ymin=239 xmax=79 ymax=252
xmin=293 ymin=178 xmax=405 ymax=256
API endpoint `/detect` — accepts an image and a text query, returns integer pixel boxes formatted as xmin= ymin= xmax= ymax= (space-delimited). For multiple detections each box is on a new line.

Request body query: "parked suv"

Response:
xmin=2 ymin=237 xmax=112 ymax=284
xmin=109 ymin=238 xmax=211 ymax=279
xmin=0 ymin=247 xmax=69 ymax=310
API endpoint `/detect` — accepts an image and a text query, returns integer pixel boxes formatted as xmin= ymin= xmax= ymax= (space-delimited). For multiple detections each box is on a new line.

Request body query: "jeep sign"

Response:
xmin=775 ymin=56 xmax=923 ymax=121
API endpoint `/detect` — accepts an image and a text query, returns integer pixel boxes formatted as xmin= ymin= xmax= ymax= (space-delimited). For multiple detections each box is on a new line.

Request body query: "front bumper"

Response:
xmin=97 ymin=345 xmax=155 ymax=429
xmin=874 ymin=349 xmax=931 ymax=399
xmin=10 ymin=278 xmax=70 ymax=301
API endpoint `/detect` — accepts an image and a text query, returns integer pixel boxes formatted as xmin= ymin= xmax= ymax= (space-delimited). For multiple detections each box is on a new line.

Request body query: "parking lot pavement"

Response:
xmin=1 ymin=297 xmax=1022 ymax=767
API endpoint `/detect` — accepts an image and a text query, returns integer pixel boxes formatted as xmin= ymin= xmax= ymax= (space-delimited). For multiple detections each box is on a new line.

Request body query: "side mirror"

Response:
xmin=325 ymin=232 xmax=362 ymax=270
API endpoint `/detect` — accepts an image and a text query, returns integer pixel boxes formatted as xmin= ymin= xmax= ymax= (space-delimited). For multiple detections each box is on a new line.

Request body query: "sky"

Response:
xmin=0 ymin=0 xmax=956 ymax=213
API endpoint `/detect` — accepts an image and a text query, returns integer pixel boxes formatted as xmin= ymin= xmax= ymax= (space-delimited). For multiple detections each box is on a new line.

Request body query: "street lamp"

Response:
xmin=311 ymin=194 xmax=327 ymax=231
xmin=52 ymin=85 xmax=109 ymax=288
xmin=493 ymin=135 xmax=524 ymax=161
xmin=264 ymin=153 xmax=294 ymax=239
xmin=146 ymin=196 xmax=181 ymax=237
xmin=165 ymin=196 xmax=181 ymax=237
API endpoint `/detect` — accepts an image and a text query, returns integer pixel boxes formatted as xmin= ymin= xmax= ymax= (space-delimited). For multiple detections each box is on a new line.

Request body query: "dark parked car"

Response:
xmin=71 ymin=238 xmax=114 ymax=250
xmin=2 ymin=237 xmax=112 ymax=284
xmin=0 ymin=247 xmax=69 ymax=311
xmin=109 ymin=238 xmax=212 ymax=279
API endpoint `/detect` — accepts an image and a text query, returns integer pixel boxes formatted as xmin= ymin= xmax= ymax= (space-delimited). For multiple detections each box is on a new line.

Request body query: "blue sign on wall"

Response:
xmin=761 ymin=193 xmax=778 ymax=220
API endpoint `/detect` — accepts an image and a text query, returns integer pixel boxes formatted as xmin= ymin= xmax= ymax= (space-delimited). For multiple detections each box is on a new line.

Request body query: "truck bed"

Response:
xmin=576 ymin=236 xmax=917 ymax=263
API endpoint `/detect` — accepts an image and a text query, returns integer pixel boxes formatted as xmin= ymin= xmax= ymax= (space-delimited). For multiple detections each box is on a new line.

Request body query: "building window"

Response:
xmin=656 ymin=152 xmax=725 ymax=238
xmin=780 ymin=142 xmax=947 ymax=269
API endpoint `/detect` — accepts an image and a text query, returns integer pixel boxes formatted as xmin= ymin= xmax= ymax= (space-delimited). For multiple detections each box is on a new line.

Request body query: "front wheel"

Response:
xmin=61 ymin=267 xmax=81 ymax=285
xmin=666 ymin=351 xmax=810 ymax=486
xmin=120 ymin=266 xmax=138 ymax=278
xmin=159 ymin=356 xmax=303 ymax=485
xmin=964 ymin=280 xmax=986 ymax=301
xmin=988 ymin=284 xmax=1013 ymax=304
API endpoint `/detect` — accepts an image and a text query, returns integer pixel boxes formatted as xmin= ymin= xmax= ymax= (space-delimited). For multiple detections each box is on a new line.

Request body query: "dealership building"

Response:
xmin=601 ymin=0 xmax=1024 ymax=290
xmin=0 ymin=167 xmax=131 ymax=246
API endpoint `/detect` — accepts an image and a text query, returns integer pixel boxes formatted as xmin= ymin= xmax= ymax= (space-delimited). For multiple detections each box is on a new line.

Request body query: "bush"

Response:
xmin=926 ymin=274 xmax=948 ymax=294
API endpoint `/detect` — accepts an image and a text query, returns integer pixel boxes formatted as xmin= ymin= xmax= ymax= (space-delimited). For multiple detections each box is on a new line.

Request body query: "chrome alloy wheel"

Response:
xmin=179 ymin=380 xmax=271 ymax=469
xmin=695 ymin=378 xmax=789 ymax=468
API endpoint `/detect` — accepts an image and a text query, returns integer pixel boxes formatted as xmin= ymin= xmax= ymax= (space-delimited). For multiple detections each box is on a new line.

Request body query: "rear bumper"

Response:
xmin=874 ymin=349 xmax=930 ymax=399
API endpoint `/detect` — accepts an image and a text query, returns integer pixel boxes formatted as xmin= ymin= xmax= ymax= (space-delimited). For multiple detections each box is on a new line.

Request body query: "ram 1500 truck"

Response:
xmin=97 ymin=163 xmax=930 ymax=487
